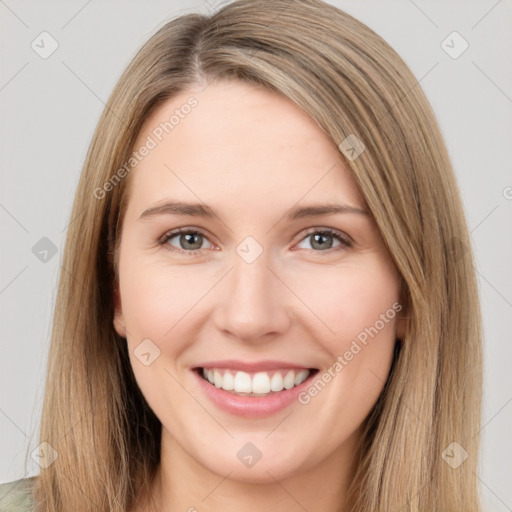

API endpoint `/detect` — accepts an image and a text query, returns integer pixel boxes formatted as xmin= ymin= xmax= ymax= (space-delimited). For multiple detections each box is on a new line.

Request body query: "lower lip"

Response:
xmin=192 ymin=369 xmax=317 ymax=418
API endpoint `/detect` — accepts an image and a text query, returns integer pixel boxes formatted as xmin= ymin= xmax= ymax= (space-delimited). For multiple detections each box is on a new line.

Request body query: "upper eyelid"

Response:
xmin=160 ymin=227 xmax=217 ymax=246
xmin=294 ymin=228 xmax=352 ymax=248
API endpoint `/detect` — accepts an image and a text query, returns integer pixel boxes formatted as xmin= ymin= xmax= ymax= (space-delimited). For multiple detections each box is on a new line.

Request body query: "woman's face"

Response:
xmin=113 ymin=79 xmax=406 ymax=483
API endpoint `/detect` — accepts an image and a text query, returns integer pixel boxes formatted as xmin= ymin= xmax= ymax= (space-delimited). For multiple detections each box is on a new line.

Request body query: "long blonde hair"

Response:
xmin=32 ymin=1 xmax=483 ymax=510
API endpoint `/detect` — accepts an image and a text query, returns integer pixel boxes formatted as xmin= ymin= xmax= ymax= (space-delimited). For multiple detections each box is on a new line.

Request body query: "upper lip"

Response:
xmin=194 ymin=360 xmax=316 ymax=372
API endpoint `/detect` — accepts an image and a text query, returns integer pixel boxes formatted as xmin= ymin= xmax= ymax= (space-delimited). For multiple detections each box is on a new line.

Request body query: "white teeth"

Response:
xmin=201 ymin=368 xmax=311 ymax=395
xmin=283 ymin=370 xmax=295 ymax=390
xmin=221 ymin=371 xmax=234 ymax=391
xmin=205 ymin=369 xmax=214 ymax=385
xmin=252 ymin=372 xmax=271 ymax=394
xmin=234 ymin=371 xmax=252 ymax=393
xmin=294 ymin=369 xmax=309 ymax=386
xmin=270 ymin=372 xmax=284 ymax=392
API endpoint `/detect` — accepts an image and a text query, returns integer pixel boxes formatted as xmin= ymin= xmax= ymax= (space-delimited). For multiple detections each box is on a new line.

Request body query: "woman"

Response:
xmin=0 ymin=0 xmax=483 ymax=510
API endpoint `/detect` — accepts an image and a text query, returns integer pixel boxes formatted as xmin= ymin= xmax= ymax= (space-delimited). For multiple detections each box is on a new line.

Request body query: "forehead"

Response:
xmin=125 ymin=79 xmax=365 ymax=219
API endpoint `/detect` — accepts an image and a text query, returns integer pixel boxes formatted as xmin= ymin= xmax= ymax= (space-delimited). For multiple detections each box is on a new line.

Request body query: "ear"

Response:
xmin=113 ymin=285 xmax=127 ymax=338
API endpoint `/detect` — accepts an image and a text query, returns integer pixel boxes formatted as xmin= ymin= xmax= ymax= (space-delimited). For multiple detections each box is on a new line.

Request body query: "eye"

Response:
xmin=159 ymin=229 xmax=214 ymax=254
xmin=158 ymin=227 xmax=352 ymax=256
xmin=295 ymin=228 xmax=352 ymax=252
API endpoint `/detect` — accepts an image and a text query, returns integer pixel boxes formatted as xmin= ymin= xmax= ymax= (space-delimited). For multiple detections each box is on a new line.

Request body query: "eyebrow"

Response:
xmin=138 ymin=200 xmax=369 ymax=221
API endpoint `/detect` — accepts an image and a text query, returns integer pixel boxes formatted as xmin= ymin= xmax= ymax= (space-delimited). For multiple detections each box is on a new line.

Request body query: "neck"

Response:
xmin=139 ymin=427 xmax=361 ymax=512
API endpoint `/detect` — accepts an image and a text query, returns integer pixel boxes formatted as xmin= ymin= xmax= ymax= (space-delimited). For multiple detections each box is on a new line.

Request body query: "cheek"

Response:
xmin=118 ymin=257 xmax=205 ymax=422
xmin=293 ymin=257 xmax=400 ymax=424
xmin=119 ymin=255 xmax=214 ymax=342
xmin=293 ymin=256 xmax=400 ymax=410
xmin=290 ymin=256 xmax=400 ymax=350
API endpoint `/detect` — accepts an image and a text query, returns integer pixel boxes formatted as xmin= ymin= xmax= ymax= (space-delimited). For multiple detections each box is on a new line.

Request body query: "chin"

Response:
xmin=190 ymin=434 xmax=314 ymax=484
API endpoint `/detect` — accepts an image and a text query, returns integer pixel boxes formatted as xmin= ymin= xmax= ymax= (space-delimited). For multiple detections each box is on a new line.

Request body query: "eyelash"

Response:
xmin=157 ymin=227 xmax=353 ymax=256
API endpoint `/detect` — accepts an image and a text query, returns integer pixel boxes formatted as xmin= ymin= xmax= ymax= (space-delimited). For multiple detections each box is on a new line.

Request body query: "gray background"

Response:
xmin=1 ymin=0 xmax=511 ymax=510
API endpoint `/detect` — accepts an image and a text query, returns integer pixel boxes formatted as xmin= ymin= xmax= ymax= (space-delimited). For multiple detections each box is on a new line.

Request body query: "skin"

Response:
xmin=113 ymin=78 xmax=406 ymax=512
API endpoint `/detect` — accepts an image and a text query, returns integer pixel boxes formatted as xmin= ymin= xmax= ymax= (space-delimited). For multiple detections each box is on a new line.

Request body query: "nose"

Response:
xmin=212 ymin=250 xmax=291 ymax=343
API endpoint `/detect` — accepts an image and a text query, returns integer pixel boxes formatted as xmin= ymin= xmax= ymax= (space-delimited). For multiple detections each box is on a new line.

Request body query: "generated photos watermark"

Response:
xmin=298 ymin=301 xmax=403 ymax=405
xmin=93 ymin=96 xmax=198 ymax=200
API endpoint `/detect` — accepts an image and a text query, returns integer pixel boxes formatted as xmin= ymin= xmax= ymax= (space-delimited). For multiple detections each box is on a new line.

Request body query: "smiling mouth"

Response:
xmin=195 ymin=367 xmax=319 ymax=397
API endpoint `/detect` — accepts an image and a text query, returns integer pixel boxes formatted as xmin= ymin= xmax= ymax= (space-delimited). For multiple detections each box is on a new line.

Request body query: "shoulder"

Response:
xmin=0 ymin=476 xmax=37 ymax=512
